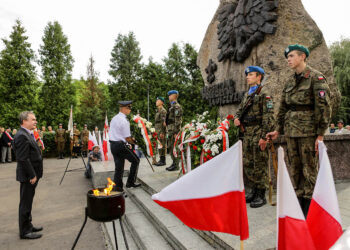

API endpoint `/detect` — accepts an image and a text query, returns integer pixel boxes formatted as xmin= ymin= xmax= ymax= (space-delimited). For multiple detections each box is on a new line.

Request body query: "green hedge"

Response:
xmin=41 ymin=132 xmax=79 ymax=158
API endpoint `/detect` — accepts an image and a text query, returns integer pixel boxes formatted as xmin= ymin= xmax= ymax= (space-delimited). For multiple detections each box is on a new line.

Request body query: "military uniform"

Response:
xmin=81 ymin=126 xmax=89 ymax=157
xmin=166 ymin=93 xmax=183 ymax=171
xmin=55 ymin=127 xmax=66 ymax=159
xmin=276 ymin=65 xmax=331 ymax=200
xmin=70 ymin=125 xmax=81 ymax=158
xmin=154 ymin=101 xmax=167 ymax=166
xmin=235 ymin=67 xmax=274 ymax=208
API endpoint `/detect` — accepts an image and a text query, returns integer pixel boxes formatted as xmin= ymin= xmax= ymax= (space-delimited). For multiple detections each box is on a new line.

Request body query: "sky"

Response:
xmin=0 ymin=0 xmax=349 ymax=83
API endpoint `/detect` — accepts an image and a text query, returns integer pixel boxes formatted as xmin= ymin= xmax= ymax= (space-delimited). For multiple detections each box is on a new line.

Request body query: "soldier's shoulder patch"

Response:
xmin=318 ymin=76 xmax=325 ymax=80
xmin=318 ymin=90 xmax=326 ymax=97
xmin=266 ymin=97 xmax=273 ymax=109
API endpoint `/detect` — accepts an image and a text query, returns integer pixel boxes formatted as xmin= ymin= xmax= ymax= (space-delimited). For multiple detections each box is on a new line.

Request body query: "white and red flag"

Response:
xmin=277 ymin=146 xmax=316 ymax=250
xmin=103 ymin=113 xmax=110 ymax=161
xmin=152 ymin=141 xmax=249 ymax=240
xmin=88 ymin=131 xmax=97 ymax=151
xmin=68 ymin=105 xmax=73 ymax=139
xmin=97 ymin=130 xmax=105 ymax=161
xmin=307 ymin=141 xmax=343 ymax=250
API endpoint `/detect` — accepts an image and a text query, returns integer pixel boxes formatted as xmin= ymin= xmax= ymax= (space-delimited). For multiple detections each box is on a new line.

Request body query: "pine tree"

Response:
xmin=0 ymin=20 xmax=39 ymax=128
xmin=38 ymin=21 xmax=75 ymax=127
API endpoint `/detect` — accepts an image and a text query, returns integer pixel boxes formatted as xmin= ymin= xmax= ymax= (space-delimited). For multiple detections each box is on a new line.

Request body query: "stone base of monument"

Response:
xmin=90 ymin=161 xmax=129 ymax=188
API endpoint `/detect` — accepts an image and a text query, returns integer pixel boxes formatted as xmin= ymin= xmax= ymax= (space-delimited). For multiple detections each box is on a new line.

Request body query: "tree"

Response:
xmin=108 ymin=32 xmax=143 ymax=109
xmin=38 ymin=21 xmax=75 ymax=127
xmin=330 ymin=39 xmax=350 ymax=124
xmin=0 ymin=20 xmax=39 ymax=128
xmin=77 ymin=55 xmax=108 ymax=129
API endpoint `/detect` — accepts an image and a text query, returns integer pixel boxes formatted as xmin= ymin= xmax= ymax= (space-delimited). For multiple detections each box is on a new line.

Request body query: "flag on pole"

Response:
xmin=97 ymin=131 xmax=105 ymax=161
xmin=306 ymin=141 xmax=343 ymax=250
xmin=103 ymin=113 xmax=109 ymax=160
xmin=152 ymin=141 xmax=249 ymax=240
xmin=277 ymin=146 xmax=316 ymax=250
xmin=68 ymin=105 xmax=73 ymax=139
xmin=88 ymin=131 xmax=97 ymax=151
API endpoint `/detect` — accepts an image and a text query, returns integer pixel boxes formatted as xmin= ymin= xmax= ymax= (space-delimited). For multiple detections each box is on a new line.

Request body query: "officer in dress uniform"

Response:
xmin=55 ymin=124 xmax=66 ymax=159
xmin=267 ymin=44 xmax=331 ymax=217
xmin=166 ymin=90 xmax=183 ymax=171
xmin=70 ymin=123 xmax=80 ymax=158
xmin=109 ymin=101 xmax=141 ymax=192
xmin=234 ymin=66 xmax=274 ymax=208
xmin=81 ymin=124 xmax=89 ymax=157
xmin=154 ymin=96 xmax=167 ymax=166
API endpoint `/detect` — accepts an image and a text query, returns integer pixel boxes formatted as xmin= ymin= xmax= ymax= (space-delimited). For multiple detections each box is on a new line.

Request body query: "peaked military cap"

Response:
xmin=245 ymin=66 xmax=265 ymax=75
xmin=118 ymin=101 xmax=133 ymax=107
xmin=157 ymin=96 xmax=165 ymax=103
xmin=285 ymin=44 xmax=310 ymax=58
xmin=167 ymin=90 xmax=179 ymax=96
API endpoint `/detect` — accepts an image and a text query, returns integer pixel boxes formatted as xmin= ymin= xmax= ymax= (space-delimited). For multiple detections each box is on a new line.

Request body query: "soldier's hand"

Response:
xmin=315 ymin=135 xmax=324 ymax=154
xmin=259 ymin=139 xmax=267 ymax=151
xmin=234 ymin=118 xmax=241 ymax=127
xmin=266 ymin=131 xmax=279 ymax=141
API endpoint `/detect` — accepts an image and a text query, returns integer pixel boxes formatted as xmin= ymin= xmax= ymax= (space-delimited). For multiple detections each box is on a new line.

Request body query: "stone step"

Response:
xmin=104 ymin=218 xmax=138 ymax=250
xmin=125 ymin=184 xmax=214 ymax=250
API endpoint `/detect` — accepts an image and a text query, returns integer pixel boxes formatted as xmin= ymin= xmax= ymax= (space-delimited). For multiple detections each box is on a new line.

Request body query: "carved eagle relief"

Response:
xmin=217 ymin=0 xmax=278 ymax=63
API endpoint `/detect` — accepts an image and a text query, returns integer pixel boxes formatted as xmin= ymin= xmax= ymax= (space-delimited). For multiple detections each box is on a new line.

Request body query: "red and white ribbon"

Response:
xmin=217 ymin=119 xmax=230 ymax=152
xmin=4 ymin=131 xmax=13 ymax=141
xmin=134 ymin=116 xmax=154 ymax=157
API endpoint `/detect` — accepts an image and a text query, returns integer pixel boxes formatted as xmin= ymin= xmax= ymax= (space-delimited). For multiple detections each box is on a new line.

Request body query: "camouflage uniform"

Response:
xmin=166 ymin=101 xmax=183 ymax=169
xmin=276 ymin=65 xmax=331 ymax=199
xmin=236 ymin=85 xmax=274 ymax=190
xmin=81 ymin=128 xmax=89 ymax=156
xmin=55 ymin=128 xmax=66 ymax=158
xmin=155 ymin=106 xmax=167 ymax=158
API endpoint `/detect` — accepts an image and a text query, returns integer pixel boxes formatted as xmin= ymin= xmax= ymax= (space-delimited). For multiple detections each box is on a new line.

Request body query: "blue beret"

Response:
xmin=167 ymin=90 xmax=179 ymax=96
xmin=245 ymin=66 xmax=265 ymax=76
xmin=285 ymin=44 xmax=310 ymax=58
xmin=118 ymin=100 xmax=133 ymax=106
xmin=157 ymin=96 xmax=165 ymax=103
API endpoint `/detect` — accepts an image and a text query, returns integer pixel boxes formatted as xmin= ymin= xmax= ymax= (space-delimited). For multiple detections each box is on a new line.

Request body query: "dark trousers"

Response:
xmin=19 ymin=181 xmax=38 ymax=236
xmin=110 ymin=141 xmax=140 ymax=190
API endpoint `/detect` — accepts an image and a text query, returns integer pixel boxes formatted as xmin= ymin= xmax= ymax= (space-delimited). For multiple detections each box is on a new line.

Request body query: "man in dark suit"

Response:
xmin=13 ymin=111 xmax=43 ymax=239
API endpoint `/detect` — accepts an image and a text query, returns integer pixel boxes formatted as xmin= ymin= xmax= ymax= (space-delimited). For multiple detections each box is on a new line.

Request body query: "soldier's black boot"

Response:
xmin=245 ymin=187 xmax=256 ymax=203
xmin=167 ymin=162 xmax=179 ymax=171
xmin=302 ymin=198 xmax=311 ymax=218
xmin=155 ymin=156 xmax=166 ymax=166
xmin=250 ymin=189 xmax=267 ymax=208
xmin=166 ymin=162 xmax=174 ymax=170
xmin=61 ymin=153 xmax=64 ymax=159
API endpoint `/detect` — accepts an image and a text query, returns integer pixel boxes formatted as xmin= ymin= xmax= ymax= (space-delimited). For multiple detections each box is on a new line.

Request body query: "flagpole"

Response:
xmin=240 ymin=240 xmax=244 ymax=250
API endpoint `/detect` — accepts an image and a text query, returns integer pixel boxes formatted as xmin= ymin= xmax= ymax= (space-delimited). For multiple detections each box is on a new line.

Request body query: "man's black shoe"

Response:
xmin=166 ymin=163 xmax=174 ymax=170
xmin=126 ymin=182 xmax=141 ymax=188
xmin=20 ymin=232 xmax=42 ymax=239
xmin=31 ymin=226 xmax=43 ymax=232
xmin=245 ymin=188 xmax=256 ymax=203
xmin=250 ymin=189 xmax=267 ymax=208
xmin=167 ymin=164 xmax=179 ymax=171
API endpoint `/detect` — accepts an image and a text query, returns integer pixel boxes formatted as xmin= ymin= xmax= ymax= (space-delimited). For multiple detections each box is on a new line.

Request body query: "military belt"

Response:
xmin=287 ymin=105 xmax=313 ymax=111
xmin=243 ymin=120 xmax=261 ymax=127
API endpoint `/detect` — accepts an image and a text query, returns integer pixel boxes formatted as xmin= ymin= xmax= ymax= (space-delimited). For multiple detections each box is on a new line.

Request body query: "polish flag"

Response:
xmin=88 ymin=131 xmax=97 ymax=151
xmin=307 ymin=141 xmax=343 ymax=250
xmin=97 ymin=131 xmax=105 ymax=161
xmin=152 ymin=141 xmax=249 ymax=240
xmin=277 ymin=146 xmax=316 ymax=250
xmin=103 ymin=114 xmax=109 ymax=161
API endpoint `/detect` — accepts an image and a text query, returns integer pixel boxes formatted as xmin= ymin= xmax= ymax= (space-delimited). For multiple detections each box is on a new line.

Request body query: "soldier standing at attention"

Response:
xmin=71 ymin=123 xmax=80 ymax=158
xmin=234 ymin=66 xmax=274 ymax=208
xmin=166 ymin=90 xmax=183 ymax=172
xmin=267 ymin=44 xmax=331 ymax=216
xmin=81 ymin=124 xmax=89 ymax=157
xmin=154 ymin=97 xmax=167 ymax=166
xmin=55 ymin=123 xmax=66 ymax=159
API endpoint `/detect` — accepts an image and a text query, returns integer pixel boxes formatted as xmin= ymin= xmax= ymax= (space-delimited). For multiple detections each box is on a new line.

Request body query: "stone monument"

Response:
xmin=198 ymin=0 xmax=341 ymax=117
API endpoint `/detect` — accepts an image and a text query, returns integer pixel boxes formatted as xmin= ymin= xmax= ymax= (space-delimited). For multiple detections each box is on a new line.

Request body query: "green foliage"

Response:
xmin=0 ymin=20 xmax=39 ymax=128
xmin=330 ymin=39 xmax=350 ymax=125
xmin=38 ymin=21 xmax=75 ymax=127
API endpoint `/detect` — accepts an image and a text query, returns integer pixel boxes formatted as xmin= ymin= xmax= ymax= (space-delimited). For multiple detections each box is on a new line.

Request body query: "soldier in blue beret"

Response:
xmin=166 ymin=90 xmax=183 ymax=171
xmin=267 ymin=44 xmax=331 ymax=216
xmin=234 ymin=65 xmax=275 ymax=208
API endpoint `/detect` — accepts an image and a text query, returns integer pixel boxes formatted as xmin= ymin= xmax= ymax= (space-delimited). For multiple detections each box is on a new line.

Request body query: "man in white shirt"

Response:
xmin=110 ymin=101 xmax=141 ymax=191
xmin=335 ymin=120 xmax=347 ymax=134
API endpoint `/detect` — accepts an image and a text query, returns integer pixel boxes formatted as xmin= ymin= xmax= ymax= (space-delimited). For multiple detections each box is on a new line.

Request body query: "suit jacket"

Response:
xmin=14 ymin=127 xmax=43 ymax=182
xmin=1 ymin=132 xmax=13 ymax=147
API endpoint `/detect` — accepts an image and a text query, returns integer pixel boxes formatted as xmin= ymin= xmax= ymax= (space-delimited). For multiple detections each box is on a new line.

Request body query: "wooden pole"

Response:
xmin=240 ymin=240 xmax=244 ymax=250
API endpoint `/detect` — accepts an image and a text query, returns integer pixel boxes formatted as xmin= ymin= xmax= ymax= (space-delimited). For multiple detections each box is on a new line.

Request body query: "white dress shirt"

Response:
xmin=109 ymin=112 xmax=131 ymax=142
